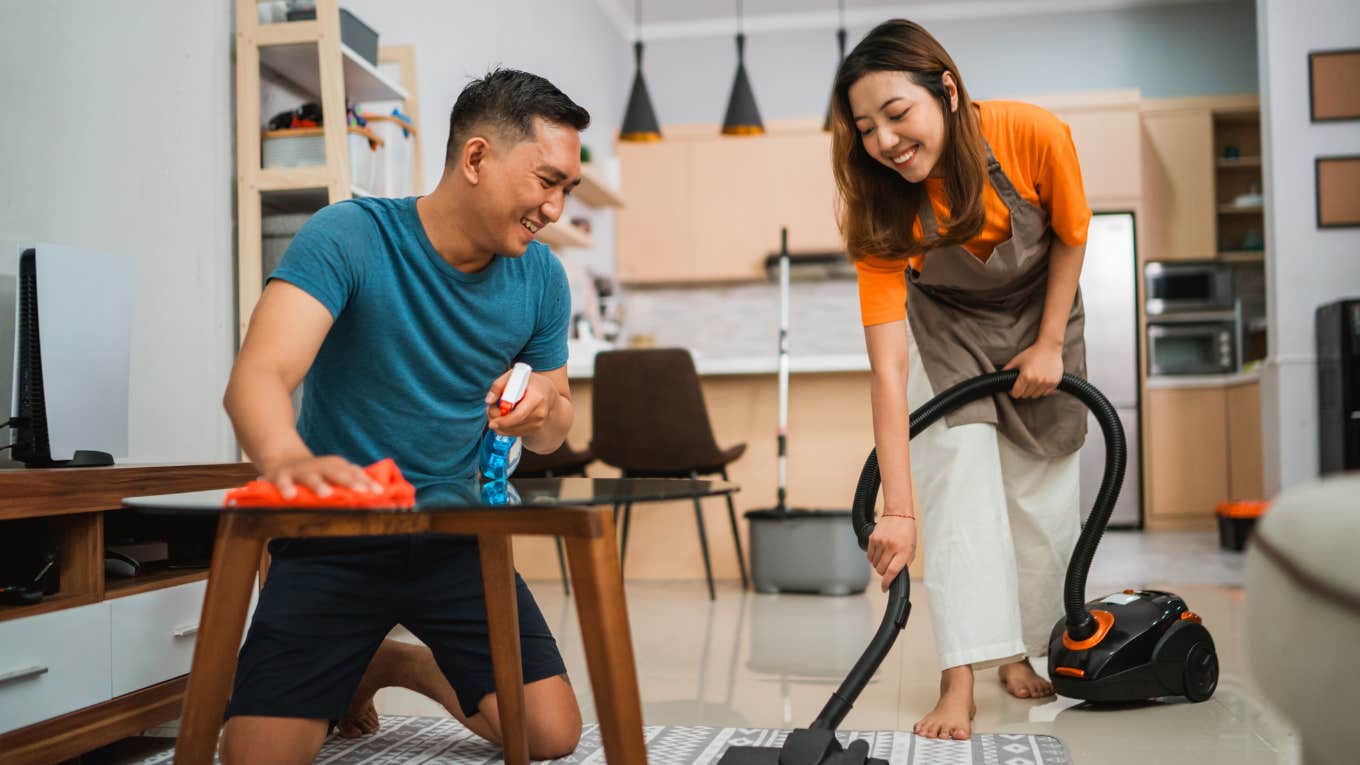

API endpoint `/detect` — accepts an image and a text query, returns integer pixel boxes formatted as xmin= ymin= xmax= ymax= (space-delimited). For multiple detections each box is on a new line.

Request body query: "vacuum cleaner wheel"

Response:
xmin=1183 ymin=641 xmax=1219 ymax=702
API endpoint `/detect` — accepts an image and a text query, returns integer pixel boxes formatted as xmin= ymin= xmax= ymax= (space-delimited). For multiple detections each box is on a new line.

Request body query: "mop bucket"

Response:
xmin=746 ymin=508 xmax=870 ymax=596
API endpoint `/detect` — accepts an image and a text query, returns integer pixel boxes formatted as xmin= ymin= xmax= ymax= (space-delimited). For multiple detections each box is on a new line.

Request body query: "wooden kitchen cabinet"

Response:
xmin=768 ymin=131 xmax=842 ymax=252
xmin=616 ymin=140 xmax=695 ymax=283
xmin=1053 ymin=103 xmax=1142 ymax=205
xmin=1226 ymin=380 xmax=1264 ymax=500
xmin=1141 ymin=109 xmax=1217 ymax=261
xmin=689 ymin=135 xmax=781 ymax=281
xmin=1146 ymin=386 xmax=1229 ymax=525
xmin=616 ymin=122 xmax=842 ymax=284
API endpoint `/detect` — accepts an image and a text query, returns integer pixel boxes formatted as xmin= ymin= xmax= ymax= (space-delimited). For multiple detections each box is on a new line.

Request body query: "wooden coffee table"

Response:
xmin=124 ymin=476 xmax=738 ymax=765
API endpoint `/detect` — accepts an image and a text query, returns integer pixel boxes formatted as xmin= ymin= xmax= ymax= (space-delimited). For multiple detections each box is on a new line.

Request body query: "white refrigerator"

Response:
xmin=1077 ymin=212 xmax=1142 ymax=527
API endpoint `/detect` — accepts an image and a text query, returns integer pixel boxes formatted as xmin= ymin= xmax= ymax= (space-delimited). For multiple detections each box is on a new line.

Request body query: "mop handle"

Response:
xmin=777 ymin=227 xmax=790 ymax=510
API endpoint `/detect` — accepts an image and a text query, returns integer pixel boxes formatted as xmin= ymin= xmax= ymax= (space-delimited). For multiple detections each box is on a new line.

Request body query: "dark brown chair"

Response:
xmin=590 ymin=348 xmax=748 ymax=600
xmin=516 ymin=442 xmax=595 ymax=594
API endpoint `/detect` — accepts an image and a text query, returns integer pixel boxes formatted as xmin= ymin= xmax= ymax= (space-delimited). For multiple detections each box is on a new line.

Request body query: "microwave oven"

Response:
xmin=1147 ymin=320 xmax=1237 ymax=376
xmin=1145 ymin=262 xmax=1235 ymax=315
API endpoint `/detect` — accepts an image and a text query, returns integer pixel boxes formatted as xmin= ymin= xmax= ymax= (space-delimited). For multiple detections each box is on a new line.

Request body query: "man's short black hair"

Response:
xmin=445 ymin=68 xmax=591 ymax=166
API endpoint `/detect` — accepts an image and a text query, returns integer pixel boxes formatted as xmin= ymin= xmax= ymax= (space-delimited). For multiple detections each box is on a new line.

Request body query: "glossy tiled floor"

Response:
xmin=98 ymin=531 xmax=1297 ymax=764
xmin=367 ymin=530 xmax=1298 ymax=764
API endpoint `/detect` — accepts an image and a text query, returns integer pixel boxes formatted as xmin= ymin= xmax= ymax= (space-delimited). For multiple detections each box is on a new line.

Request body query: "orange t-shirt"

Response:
xmin=854 ymin=100 xmax=1091 ymax=326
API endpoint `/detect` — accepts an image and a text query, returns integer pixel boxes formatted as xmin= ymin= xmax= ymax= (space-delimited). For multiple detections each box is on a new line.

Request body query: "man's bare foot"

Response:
xmin=337 ymin=640 xmax=432 ymax=738
xmin=914 ymin=665 xmax=976 ymax=740
xmin=998 ymin=658 xmax=1055 ymax=699
xmin=336 ymin=698 xmax=378 ymax=739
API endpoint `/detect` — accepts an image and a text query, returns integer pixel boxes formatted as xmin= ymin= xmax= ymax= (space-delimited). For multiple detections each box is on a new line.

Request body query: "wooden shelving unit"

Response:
xmin=234 ymin=0 xmax=422 ymax=341
xmin=1212 ymin=108 xmax=1265 ymax=261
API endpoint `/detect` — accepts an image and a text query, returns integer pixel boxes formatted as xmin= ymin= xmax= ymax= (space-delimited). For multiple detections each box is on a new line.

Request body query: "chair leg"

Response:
xmin=555 ymin=536 xmax=571 ymax=596
xmin=620 ymin=503 xmax=633 ymax=576
xmin=721 ymin=467 xmax=749 ymax=590
xmin=692 ymin=495 xmax=716 ymax=601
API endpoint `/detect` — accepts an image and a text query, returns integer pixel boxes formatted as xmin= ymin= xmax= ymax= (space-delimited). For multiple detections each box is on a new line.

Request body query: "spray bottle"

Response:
xmin=478 ymin=362 xmax=532 ymax=481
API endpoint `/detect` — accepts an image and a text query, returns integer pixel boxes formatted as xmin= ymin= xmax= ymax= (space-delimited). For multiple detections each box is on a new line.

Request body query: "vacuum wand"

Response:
xmin=853 ymin=370 xmax=1127 ymax=641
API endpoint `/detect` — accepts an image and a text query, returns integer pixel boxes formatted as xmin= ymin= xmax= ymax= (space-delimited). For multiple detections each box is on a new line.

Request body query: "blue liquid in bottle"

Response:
xmin=478 ymin=429 xmax=523 ymax=482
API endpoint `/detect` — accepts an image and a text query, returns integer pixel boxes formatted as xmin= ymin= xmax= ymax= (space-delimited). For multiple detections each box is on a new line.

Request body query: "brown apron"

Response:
xmin=905 ymin=142 xmax=1087 ymax=458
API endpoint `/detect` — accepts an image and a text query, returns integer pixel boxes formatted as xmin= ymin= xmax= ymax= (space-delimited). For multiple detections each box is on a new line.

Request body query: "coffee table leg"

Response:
xmin=174 ymin=515 xmax=264 ymax=765
xmin=565 ymin=511 xmax=648 ymax=763
xmin=479 ymin=533 xmax=529 ymax=765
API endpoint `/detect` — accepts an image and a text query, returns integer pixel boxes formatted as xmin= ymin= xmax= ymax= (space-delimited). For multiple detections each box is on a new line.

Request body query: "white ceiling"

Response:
xmin=593 ymin=0 xmax=1233 ymax=40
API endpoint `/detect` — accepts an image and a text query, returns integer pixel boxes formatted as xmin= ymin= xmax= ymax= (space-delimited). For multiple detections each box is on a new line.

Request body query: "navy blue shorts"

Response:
xmin=225 ymin=534 xmax=567 ymax=722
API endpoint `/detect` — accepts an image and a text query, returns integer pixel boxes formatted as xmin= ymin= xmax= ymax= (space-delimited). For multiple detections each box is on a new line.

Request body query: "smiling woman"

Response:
xmin=823 ymin=18 xmax=1094 ymax=742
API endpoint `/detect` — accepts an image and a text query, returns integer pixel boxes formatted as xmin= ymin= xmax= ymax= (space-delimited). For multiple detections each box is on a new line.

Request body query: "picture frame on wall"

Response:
xmin=1309 ymin=48 xmax=1360 ymax=122
xmin=1316 ymin=155 xmax=1360 ymax=228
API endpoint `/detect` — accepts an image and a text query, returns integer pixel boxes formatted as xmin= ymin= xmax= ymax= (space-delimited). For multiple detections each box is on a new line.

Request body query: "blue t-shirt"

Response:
xmin=270 ymin=196 xmax=570 ymax=488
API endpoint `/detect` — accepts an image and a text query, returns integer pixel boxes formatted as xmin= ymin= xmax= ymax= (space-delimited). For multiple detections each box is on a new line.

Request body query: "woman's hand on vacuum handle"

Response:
xmin=867 ymin=507 xmax=916 ymax=593
xmin=1002 ymin=338 xmax=1063 ymax=399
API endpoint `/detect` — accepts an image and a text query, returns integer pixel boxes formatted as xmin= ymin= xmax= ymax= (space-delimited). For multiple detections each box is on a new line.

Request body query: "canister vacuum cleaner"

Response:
xmin=718 ymin=371 xmax=1217 ymax=765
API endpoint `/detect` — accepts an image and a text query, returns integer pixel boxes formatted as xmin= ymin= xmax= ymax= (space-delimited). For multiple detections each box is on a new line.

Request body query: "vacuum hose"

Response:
xmin=817 ymin=371 xmax=1126 ymax=731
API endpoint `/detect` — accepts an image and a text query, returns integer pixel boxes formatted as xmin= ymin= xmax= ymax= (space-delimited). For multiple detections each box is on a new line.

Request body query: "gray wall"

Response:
xmin=640 ymin=0 xmax=1260 ymax=126
xmin=0 ymin=0 xmax=237 ymax=465
xmin=1256 ymin=0 xmax=1360 ymax=494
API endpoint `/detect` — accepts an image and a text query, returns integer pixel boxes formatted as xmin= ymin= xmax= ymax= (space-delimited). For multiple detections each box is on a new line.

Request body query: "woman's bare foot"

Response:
xmin=337 ymin=640 xmax=434 ymax=738
xmin=997 ymin=658 xmax=1055 ymax=699
xmin=914 ymin=665 xmax=976 ymax=740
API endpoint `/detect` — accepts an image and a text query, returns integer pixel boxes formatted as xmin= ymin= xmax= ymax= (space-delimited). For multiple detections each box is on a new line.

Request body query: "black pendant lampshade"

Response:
xmin=620 ymin=40 xmax=662 ymax=142
xmin=722 ymin=32 xmax=764 ymax=136
xmin=823 ymin=26 xmax=847 ymax=132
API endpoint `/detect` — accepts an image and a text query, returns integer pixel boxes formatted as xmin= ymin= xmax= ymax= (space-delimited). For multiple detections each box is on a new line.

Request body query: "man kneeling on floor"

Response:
xmin=220 ymin=68 xmax=588 ymax=764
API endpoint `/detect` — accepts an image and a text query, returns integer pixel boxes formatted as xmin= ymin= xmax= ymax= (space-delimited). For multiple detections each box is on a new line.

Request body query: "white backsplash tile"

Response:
xmin=620 ymin=280 xmax=867 ymax=360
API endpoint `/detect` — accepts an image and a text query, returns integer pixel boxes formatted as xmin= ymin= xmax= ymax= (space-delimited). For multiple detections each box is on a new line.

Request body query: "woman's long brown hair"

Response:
xmin=831 ymin=19 xmax=987 ymax=260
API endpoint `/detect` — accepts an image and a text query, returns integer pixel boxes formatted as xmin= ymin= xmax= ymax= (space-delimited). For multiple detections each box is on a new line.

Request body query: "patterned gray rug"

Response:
xmin=135 ymin=715 xmax=1070 ymax=764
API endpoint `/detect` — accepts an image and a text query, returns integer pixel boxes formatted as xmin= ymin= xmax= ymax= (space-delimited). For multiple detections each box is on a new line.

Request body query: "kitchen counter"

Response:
xmin=1146 ymin=369 xmax=1262 ymax=389
xmin=566 ymin=351 xmax=871 ymax=379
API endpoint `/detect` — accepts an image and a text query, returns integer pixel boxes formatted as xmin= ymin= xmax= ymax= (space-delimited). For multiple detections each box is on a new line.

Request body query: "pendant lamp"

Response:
xmin=721 ymin=0 xmax=764 ymax=136
xmin=620 ymin=0 xmax=661 ymax=142
xmin=823 ymin=0 xmax=847 ymax=132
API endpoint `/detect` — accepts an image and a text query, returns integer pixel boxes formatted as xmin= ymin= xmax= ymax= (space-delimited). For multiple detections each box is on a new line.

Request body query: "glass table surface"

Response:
xmin=123 ymin=476 xmax=738 ymax=515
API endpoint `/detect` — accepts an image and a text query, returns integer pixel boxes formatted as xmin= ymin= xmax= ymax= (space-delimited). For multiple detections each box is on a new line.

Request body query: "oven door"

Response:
xmin=1147 ymin=322 xmax=1237 ymax=376
xmin=1145 ymin=262 xmax=1235 ymax=315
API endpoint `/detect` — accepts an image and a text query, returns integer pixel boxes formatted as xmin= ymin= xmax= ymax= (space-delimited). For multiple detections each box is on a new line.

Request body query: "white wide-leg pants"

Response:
xmin=906 ymin=328 xmax=1082 ymax=671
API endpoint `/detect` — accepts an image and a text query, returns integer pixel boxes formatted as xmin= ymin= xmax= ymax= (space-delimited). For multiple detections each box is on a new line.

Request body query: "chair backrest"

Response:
xmin=590 ymin=348 xmax=726 ymax=474
xmin=516 ymin=442 xmax=592 ymax=478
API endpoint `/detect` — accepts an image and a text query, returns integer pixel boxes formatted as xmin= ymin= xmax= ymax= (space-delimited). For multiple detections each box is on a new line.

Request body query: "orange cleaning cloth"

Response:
xmin=223 ymin=458 xmax=417 ymax=509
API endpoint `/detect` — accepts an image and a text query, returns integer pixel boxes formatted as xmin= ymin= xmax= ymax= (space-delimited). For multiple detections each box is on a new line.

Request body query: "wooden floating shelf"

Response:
xmin=574 ymin=165 xmax=624 ymax=208
xmin=536 ymin=222 xmax=595 ymax=250
xmin=1218 ymin=204 xmax=1264 ymax=214
xmin=1218 ymin=251 xmax=1266 ymax=263
xmin=1216 ymin=156 xmax=1262 ymax=168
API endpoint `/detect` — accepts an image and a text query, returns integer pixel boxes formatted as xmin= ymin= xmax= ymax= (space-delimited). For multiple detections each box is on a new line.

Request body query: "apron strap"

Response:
xmin=919 ymin=140 xmax=1022 ymax=237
